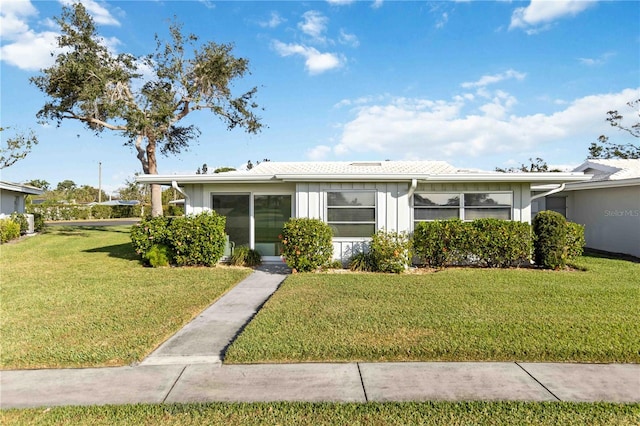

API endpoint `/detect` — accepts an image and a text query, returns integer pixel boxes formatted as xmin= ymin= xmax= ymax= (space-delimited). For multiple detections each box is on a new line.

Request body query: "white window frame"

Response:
xmin=326 ymin=190 xmax=377 ymax=239
xmin=413 ymin=191 xmax=513 ymax=226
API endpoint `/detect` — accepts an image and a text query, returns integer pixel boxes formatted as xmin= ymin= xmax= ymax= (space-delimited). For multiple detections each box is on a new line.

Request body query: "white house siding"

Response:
xmin=296 ymin=182 xmax=411 ymax=261
xmin=0 ymin=190 xmax=23 ymax=215
xmin=565 ymin=186 xmax=640 ymax=258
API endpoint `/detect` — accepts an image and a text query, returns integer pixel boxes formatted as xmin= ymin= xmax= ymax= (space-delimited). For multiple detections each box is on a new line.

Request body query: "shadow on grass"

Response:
xmin=45 ymin=226 xmax=133 ymax=237
xmin=583 ymin=249 xmax=640 ymax=264
xmin=84 ymin=243 xmax=140 ymax=262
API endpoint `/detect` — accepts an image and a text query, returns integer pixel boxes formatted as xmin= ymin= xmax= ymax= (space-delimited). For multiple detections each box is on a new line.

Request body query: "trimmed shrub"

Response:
xmin=144 ymin=244 xmax=172 ymax=267
xmin=230 ymin=245 xmax=262 ymax=267
xmin=168 ymin=211 xmax=226 ymax=267
xmin=369 ymin=230 xmax=412 ymax=273
xmin=91 ymin=205 xmax=112 ymax=219
xmin=0 ymin=219 xmax=21 ymax=243
xmin=27 ymin=204 xmax=91 ymax=221
xmin=10 ymin=212 xmax=29 ymax=235
xmin=413 ymin=219 xmax=467 ymax=268
xmin=533 ymin=210 xmax=568 ymax=270
xmin=468 ymin=219 xmax=531 ymax=267
xmin=130 ymin=216 xmax=172 ymax=258
xmin=280 ymin=218 xmax=333 ymax=272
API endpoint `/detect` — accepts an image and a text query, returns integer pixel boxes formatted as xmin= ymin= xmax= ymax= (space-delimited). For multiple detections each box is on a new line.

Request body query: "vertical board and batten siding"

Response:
xmin=296 ymin=182 xmax=411 ymax=261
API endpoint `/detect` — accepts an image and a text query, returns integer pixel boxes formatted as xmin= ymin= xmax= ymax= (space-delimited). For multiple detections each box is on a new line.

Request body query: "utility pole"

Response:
xmin=98 ymin=162 xmax=102 ymax=203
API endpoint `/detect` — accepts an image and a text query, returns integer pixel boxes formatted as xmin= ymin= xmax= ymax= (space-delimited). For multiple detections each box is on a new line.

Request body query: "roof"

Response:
xmin=136 ymin=160 xmax=589 ymax=185
xmin=0 ymin=181 xmax=44 ymax=196
xmin=565 ymin=159 xmax=640 ymax=190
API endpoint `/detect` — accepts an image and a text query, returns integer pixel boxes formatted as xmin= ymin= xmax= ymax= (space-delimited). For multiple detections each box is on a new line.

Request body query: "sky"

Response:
xmin=1 ymin=0 xmax=639 ymax=195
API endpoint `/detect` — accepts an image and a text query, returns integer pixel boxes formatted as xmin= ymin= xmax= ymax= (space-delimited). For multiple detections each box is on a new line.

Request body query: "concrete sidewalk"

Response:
xmin=2 ymin=362 xmax=638 ymax=408
xmin=1 ymin=264 xmax=639 ymax=409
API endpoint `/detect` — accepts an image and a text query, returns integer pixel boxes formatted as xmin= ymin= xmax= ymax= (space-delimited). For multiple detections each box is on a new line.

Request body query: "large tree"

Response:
xmin=0 ymin=127 xmax=38 ymax=169
xmin=31 ymin=3 xmax=263 ymax=216
xmin=588 ymin=99 xmax=640 ymax=159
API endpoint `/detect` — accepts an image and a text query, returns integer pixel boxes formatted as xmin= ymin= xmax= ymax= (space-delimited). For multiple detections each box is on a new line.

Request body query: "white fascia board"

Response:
xmin=135 ymin=174 xmax=278 ymax=184
xmin=420 ymin=173 xmax=589 ymax=184
xmin=562 ymin=177 xmax=640 ymax=191
xmin=0 ymin=182 xmax=44 ymax=195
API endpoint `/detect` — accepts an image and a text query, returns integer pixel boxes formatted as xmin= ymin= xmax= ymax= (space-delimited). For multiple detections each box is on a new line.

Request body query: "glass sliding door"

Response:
xmin=254 ymin=194 xmax=292 ymax=256
xmin=212 ymin=194 xmax=250 ymax=247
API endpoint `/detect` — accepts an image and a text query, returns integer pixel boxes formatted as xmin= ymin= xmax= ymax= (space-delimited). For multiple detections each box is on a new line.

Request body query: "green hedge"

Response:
xmin=28 ymin=204 xmax=144 ymax=221
xmin=130 ymin=211 xmax=226 ymax=267
xmin=413 ymin=219 xmax=467 ymax=268
xmin=280 ymin=218 xmax=333 ymax=272
xmin=9 ymin=213 xmax=28 ymax=235
xmin=413 ymin=219 xmax=531 ymax=268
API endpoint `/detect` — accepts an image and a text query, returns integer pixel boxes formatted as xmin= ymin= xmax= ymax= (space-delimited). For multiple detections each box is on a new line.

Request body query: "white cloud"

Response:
xmin=0 ymin=30 xmax=62 ymax=70
xmin=259 ymin=11 xmax=285 ymax=28
xmin=326 ymin=0 xmax=356 ymax=5
xmin=372 ymin=0 xmax=384 ymax=9
xmin=306 ymin=145 xmax=332 ymax=160
xmin=510 ymin=0 xmax=596 ymax=32
xmin=338 ymin=29 xmax=359 ymax=47
xmin=0 ymin=0 xmax=38 ymax=40
xmin=298 ymin=10 xmax=328 ymax=42
xmin=321 ymin=87 xmax=638 ymax=162
xmin=1 ymin=0 xmax=122 ymax=70
xmin=435 ymin=12 xmax=449 ymax=29
xmin=272 ymin=40 xmax=343 ymax=75
xmin=578 ymin=51 xmax=615 ymax=66
xmin=461 ymin=69 xmax=526 ymax=89
xmin=59 ymin=0 xmax=120 ymax=26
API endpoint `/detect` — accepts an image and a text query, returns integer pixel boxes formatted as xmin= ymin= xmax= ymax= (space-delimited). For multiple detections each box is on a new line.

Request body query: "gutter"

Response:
xmin=171 ymin=181 xmax=190 ymax=215
xmin=530 ymin=183 xmax=565 ymax=201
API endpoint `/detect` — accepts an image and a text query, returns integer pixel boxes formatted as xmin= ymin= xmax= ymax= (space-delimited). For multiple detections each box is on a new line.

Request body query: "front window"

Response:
xmin=414 ymin=192 xmax=512 ymax=226
xmin=327 ymin=191 xmax=376 ymax=237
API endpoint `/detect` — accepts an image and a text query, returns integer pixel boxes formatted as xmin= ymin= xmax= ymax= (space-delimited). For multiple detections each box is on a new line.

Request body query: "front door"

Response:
xmin=212 ymin=194 xmax=250 ymax=248
xmin=212 ymin=193 xmax=292 ymax=259
xmin=254 ymin=194 xmax=292 ymax=257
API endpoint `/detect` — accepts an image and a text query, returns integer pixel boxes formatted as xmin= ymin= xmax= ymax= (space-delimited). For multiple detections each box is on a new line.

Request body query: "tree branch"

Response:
xmin=62 ymin=112 xmax=127 ymax=131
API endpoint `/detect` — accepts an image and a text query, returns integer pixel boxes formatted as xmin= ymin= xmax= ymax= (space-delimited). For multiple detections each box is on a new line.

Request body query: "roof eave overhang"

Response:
xmin=562 ymin=177 xmax=640 ymax=191
xmin=135 ymin=175 xmax=280 ymax=184
xmin=136 ymin=172 xmax=589 ymax=185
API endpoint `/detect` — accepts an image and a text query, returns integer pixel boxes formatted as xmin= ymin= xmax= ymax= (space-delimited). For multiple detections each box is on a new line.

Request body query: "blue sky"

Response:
xmin=1 ymin=0 xmax=639 ymax=195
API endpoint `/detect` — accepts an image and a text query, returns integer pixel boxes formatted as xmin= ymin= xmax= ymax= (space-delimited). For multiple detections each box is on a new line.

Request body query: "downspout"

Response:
xmin=408 ymin=179 xmax=418 ymax=205
xmin=171 ymin=180 xmax=190 ymax=216
xmin=530 ymin=183 xmax=565 ymax=201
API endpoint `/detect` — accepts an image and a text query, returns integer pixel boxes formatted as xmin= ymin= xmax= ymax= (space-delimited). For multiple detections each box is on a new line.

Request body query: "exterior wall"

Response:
xmin=565 ymin=185 xmax=640 ymax=258
xmin=0 ymin=189 xmax=25 ymax=215
xmin=297 ymin=181 xmax=531 ymax=262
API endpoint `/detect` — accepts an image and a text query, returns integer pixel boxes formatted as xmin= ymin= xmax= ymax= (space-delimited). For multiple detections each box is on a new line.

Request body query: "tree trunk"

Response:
xmin=150 ymin=183 xmax=163 ymax=217
xmin=146 ymin=137 xmax=164 ymax=217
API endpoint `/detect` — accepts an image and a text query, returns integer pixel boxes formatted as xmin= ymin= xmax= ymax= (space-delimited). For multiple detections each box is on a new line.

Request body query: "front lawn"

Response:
xmin=225 ymin=256 xmax=639 ymax=363
xmin=2 ymin=402 xmax=639 ymax=425
xmin=0 ymin=226 xmax=251 ymax=369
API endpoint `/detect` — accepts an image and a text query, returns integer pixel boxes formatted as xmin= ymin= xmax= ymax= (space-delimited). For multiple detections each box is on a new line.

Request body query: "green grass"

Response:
xmin=0 ymin=226 xmax=252 ymax=369
xmin=225 ymin=256 xmax=640 ymax=364
xmin=2 ymin=402 xmax=638 ymax=425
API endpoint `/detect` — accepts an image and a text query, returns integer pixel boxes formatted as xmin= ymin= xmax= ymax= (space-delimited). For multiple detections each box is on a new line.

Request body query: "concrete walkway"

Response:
xmin=1 ymin=264 xmax=639 ymax=409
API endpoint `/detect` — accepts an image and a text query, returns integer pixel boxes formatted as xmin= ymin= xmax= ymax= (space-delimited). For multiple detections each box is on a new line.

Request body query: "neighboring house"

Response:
xmin=137 ymin=161 xmax=588 ymax=262
xmin=0 ymin=181 xmax=43 ymax=216
xmin=0 ymin=181 xmax=44 ymax=234
xmin=536 ymin=159 xmax=640 ymax=258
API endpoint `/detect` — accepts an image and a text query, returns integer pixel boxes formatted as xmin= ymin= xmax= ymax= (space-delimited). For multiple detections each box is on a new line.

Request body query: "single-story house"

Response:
xmin=0 ymin=181 xmax=44 ymax=233
xmin=137 ymin=161 xmax=589 ymax=262
xmin=535 ymin=159 xmax=640 ymax=258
